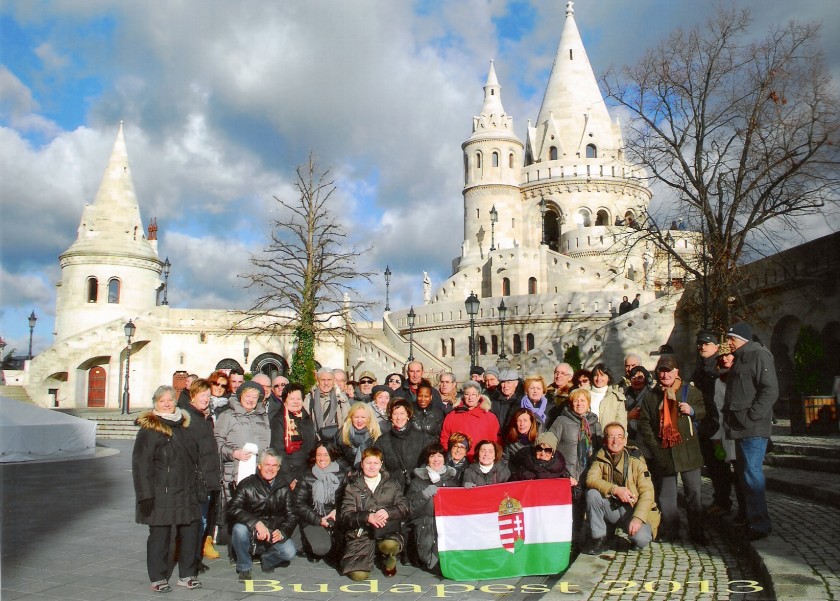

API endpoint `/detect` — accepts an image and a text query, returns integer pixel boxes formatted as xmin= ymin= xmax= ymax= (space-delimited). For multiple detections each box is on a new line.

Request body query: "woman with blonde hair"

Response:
xmin=332 ymin=402 xmax=382 ymax=471
xmin=521 ymin=375 xmax=550 ymax=425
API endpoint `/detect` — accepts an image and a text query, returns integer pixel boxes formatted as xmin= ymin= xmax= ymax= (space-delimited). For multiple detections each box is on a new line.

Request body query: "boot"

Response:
xmin=203 ymin=536 xmax=220 ymax=560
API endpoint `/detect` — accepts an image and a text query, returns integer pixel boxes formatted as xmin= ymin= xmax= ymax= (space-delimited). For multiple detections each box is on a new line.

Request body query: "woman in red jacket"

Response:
xmin=439 ymin=381 xmax=500 ymax=461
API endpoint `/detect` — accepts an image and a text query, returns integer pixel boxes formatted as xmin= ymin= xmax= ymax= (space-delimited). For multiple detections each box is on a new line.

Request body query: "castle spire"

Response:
xmin=480 ymin=60 xmax=505 ymax=117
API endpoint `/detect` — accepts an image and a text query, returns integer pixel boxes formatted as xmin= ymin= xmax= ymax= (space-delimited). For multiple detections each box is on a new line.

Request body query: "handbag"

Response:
xmin=319 ymin=425 xmax=339 ymax=441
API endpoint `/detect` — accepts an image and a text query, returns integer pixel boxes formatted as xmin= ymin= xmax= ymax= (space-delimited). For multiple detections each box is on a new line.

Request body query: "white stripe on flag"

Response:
xmin=437 ymin=505 xmax=572 ymax=552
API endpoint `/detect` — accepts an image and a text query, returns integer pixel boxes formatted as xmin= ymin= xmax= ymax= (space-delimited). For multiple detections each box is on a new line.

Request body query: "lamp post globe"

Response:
xmin=121 ymin=319 xmax=136 ymax=414
xmin=27 ymin=310 xmax=37 ymax=360
xmin=407 ymin=306 xmax=416 ymax=361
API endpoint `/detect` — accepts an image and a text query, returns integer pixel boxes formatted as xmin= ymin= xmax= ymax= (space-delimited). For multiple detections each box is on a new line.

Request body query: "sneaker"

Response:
xmin=151 ymin=580 xmax=171 ymax=593
xmin=238 ymin=570 xmax=252 ymax=581
xmin=177 ymin=577 xmax=202 ymax=590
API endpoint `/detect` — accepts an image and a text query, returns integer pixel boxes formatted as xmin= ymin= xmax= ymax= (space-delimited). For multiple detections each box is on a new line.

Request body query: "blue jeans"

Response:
xmin=231 ymin=523 xmax=296 ymax=572
xmin=735 ymin=437 xmax=771 ymax=534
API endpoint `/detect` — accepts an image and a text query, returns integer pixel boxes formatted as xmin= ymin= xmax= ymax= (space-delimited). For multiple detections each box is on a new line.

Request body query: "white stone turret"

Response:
xmin=460 ymin=61 xmax=524 ymax=270
xmin=55 ymin=123 xmax=163 ymax=341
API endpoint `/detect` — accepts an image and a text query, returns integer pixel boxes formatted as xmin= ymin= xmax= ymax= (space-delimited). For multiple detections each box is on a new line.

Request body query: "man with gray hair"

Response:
xmin=305 ymin=368 xmax=343 ymax=440
xmin=332 ymin=368 xmax=351 ymax=422
xmin=400 ymin=360 xmax=445 ymax=412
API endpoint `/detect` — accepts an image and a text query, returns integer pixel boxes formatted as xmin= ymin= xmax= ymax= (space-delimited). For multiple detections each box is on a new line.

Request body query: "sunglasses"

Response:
xmin=388 ymin=378 xmax=401 ymax=383
xmin=211 ymin=381 xmax=227 ymax=387
xmin=273 ymin=384 xmax=286 ymax=389
xmin=536 ymin=446 xmax=554 ymax=453
xmin=578 ymin=377 xmax=589 ymax=383
xmin=360 ymin=379 xmax=374 ymax=385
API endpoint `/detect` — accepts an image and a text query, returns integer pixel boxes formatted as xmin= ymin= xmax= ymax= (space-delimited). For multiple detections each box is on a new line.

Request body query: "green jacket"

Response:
xmin=586 ymin=445 xmax=660 ymax=538
xmin=638 ymin=382 xmax=704 ymax=475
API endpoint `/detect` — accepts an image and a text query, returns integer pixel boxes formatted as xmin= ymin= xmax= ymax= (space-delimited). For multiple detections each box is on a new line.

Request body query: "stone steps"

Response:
xmin=57 ymin=409 xmax=140 ymax=440
xmin=0 ymin=385 xmax=34 ymax=403
xmin=763 ymin=453 xmax=840 ymax=474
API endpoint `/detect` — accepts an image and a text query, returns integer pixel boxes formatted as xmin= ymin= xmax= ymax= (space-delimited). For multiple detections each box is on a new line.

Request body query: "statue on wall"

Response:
xmin=423 ymin=272 xmax=432 ymax=304
xmin=643 ymin=252 xmax=654 ymax=290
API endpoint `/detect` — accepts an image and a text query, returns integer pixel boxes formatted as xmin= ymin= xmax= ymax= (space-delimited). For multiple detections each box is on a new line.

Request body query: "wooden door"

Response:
xmin=88 ymin=366 xmax=106 ymax=407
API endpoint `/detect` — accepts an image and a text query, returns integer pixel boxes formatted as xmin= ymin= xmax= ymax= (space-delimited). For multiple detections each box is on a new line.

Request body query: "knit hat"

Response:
xmin=370 ymin=385 xmax=392 ymax=403
xmin=499 ymin=369 xmax=520 ymax=382
xmin=534 ymin=432 xmax=558 ymax=452
xmin=470 ymin=366 xmax=485 ymax=376
xmin=726 ymin=322 xmax=752 ymax=342
xmin=717 ymin=342 xmax=733 ymax=356
xmin=236 ymin=380 xmax=265 ymax=404
xmin=696 ymin=330 xmax=718 ymax=345
xmin=484 ymin=366 xmax=501 ymax=380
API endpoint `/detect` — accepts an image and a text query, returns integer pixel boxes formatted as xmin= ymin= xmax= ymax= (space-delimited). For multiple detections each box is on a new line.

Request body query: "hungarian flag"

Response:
xmin=433 ymin=479 xmax=572 ymax=581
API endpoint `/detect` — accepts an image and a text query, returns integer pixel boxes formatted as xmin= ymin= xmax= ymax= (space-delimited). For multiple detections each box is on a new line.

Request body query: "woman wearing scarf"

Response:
xmin=368 ymin=385 xmax=393 ymax=433
xmin=269 ymin=383 xmax=318 ymax=485
xmin=520 ymin=375 xmax=550 ymax=425
xmin=463 ymin=440 xmax=510 ymax=487
xmin=511 ymin=431 xmax=571 ymax=481
xmin=332 ymin=402 xmax=381 ymax=472
xmin=502 ymin=408 xmax=540 ymax=471
xmin=293 ymin=444 xmax=348 ymax=563
xmin=133 ymin=385 xmax=203 ymax=593
xmin=624 ymin=365 xmax=654 ymax=459
xmin=375 ymin=399 xmax=426 ymax=492
xmin=444 ymin=432 xmax=471 ymax=483
xmin=589 ymin=363 xmax=627 ymax=430
xmin=638 ymin=356 xmax=706 ymax=544
xmin=549 ymin=388 xmax=603 ymax=546
xmin=207 ymin=370 xmax=230 ymax=419
xmin=406 ymin=443 xmax=461 ymax=573
xmin=439 ymin=381 xmax=499 ymax=461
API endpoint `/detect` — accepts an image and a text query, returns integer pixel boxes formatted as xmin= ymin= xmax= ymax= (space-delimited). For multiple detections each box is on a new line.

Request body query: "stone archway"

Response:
xmin=249 ymin=353 xmax=289 ymax=379
xmin=215 ymin=358 xmax=244 ymax=372
xmin=770 ymin=315 xmax=801 ymax=403
xmin=87 ymin=366 xmax=106 ymax=407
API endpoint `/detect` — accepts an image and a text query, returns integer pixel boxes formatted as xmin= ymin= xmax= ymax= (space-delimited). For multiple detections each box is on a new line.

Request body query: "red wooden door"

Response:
xmin=88 ymin=366 xmax=106 ymax=407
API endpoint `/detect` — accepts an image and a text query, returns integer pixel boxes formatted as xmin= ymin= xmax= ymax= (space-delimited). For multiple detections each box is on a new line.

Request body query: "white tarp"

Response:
xmin=0 ymin=396 xmax=97 ymax=462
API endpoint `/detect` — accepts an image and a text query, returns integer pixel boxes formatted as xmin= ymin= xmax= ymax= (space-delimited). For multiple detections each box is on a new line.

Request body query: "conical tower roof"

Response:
xmin=534 ymin=1 xmax=615 ymax=155
xmin=62 ymin=123 xmax=160 ymax=263
xmin=467 ymin=60 xmax=520 ymax=143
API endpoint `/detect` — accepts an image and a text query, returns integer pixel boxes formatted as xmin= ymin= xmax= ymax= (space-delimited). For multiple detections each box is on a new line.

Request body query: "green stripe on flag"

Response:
xmin=438 ymin=541 xmax=571 ymax=581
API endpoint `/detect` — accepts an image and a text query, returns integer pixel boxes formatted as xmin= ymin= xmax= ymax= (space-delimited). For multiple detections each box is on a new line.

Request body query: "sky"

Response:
xmin=1 ymin=0 xmax=838 ymax=358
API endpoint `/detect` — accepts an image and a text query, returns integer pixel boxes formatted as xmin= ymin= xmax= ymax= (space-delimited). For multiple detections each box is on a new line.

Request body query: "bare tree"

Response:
xmin=239 ymin=153 xmax=374 ymax=387
xmin=602 ymin=7 xmax=840 ymax=329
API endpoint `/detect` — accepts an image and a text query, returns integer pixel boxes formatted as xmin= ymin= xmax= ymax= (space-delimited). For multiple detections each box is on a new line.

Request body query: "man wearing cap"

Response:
xmin=483 ymin=366 xmax=501 ymax=396
xmin=355 ymin=371 xmax=377 ymax=403
xmin=490 ymin=369 xmax=522 ymax=437
xmin=584 ymin=422 xmax=660 ymax=554
xmin=469 ymin=366 xmax=485 ymax=385
xmin=692 ymin=330 xmax=728 ymax=515
xmin=638 ymin=355 xmax=706 ymax=544
xmin=723 ymin=321 xmax=777 ymax=540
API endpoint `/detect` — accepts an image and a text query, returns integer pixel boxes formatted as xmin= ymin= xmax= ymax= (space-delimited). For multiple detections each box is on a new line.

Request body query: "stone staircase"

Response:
xmin=57 ymin=409 xmax=140 ymax=440
xmin=763 ymin=419 xmax=840 ymax=508
xmin=0 ymin=384 xmax=34 ymax=403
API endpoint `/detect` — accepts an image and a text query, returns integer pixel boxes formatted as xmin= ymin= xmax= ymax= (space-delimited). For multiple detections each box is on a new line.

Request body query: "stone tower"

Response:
xmin=55 ymin=123 xmax=164 ymax=341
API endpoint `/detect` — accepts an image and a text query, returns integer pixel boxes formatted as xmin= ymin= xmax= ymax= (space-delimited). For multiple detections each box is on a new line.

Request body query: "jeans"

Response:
xmin=231 ymin=523 xmax=296 ymax=572
xmin=735 ymin=437 xmax=771 ymax=534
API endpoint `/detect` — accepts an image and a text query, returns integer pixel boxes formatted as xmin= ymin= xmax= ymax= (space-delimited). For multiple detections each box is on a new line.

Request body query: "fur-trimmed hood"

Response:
xmin=412 ymin=465 xmax=459 ymax=481
xmin=452 ymin=393 xmax=492 ymax=412
xmin=135 ymin=410 xmax=190 ymax=437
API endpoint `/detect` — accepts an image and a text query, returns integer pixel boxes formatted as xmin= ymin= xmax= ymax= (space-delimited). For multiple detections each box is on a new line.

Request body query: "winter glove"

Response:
xmin=139 ymin=499 xmax=154 ymax=516
xmin=422 ymin=484 xmax=438 ymax=499
xmin=463 ymin=482 xmax=477 ymax=489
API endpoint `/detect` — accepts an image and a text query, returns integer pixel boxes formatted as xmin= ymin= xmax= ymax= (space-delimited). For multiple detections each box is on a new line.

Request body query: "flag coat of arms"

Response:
xmin=433 ymin=479 xmax=572 ymax=581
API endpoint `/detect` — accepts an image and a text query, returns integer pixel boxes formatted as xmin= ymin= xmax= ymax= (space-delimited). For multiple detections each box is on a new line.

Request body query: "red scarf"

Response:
xmin=659 ymin=381 xmax=683 ymax=448
xmin=284 ymin=408 xmax=303 ymax=455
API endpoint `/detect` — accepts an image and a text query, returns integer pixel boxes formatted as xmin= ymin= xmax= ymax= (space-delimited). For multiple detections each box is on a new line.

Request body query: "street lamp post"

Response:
xmin=122 ymin=319 xmax=136 ymax=414
xmin=465 ymin=292 xmax=480 ymax=369
xmin=539 ymin=199 xmax=547 ymax=245
xmin=407 ymin=306 xmax=416 ymax=361
xmin=243 ymin=337 xmax=250 ymax=371
xmin=384 ymin=265 xmax=392 ymax=312
xmin=0 ymin=336 xmax=6 ymax=364
xmin=498 ymin=299 xmax=507 ymax=360
xmin=161 ymin=257 xmax=171 ymax=305
xmin=27 ymin=311 xmax=37 ymax=360
xmin=489 ymin=205 xmax=498 ymax=251
xmin=664 ymin=231 xmax=674 ymax=293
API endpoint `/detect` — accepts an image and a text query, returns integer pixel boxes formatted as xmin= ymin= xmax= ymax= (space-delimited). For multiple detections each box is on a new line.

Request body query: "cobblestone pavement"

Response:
xmin=0 ymin=440 xmax=829 ymax=601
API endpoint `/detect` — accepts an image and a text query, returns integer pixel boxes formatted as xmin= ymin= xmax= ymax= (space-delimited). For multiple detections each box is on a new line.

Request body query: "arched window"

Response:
xmin=575 ymin=209 xmax=591 ymax=227
xmin=509 ymin=153 xmax=514 ymax=168
xmin=441 ymin=339 xmax=447 ymax=357
xmin=526 ymin=333 xmax=535 ymax=351
xmin=476 ymin=152 xmax=482 ymax=169
xmin=479 ymin=336 xmax=487 ymax=355
xmin=107 ymin=278 xmax=120 ymax=304
xmin=450 ymin=338 xmax=456 ymax=357
xmin=86 ymin=277 xmax=98 ymax=303
xmin=502 ymin=278 xmax=511 ymax=296
xmin=528 ymin=277 xmax=537 ymax=294
xmin=513 ymin=334 xmax=522 ymax=354
xmin=595 ymin=210 xmax=610 ymax=226
xmin=492 ymin=152 xmax=499 ymax=167
xmin=491 ymin=335 xmax=498 ymax=355
xmin=549 ymin=146 xmax=558 ymax=160
xmin=586 ymin=144 xmax=597 ymax=158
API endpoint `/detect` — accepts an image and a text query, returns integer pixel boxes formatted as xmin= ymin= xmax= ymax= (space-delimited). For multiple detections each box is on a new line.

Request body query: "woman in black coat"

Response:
xmin=133 ymin=385 xmax=203 ymax=593
xmin=462 ymin=440 xmax=511 ymax=487
xmin=405 ymin=444 xmax=461 ymax=572
xmin=374 ymin=399 xmax=427 ymax=492
xmin=411 ymin=384 xmax=444 ymax=445
xmin=293 ymin=444 xmax=348 ymax=563
xmin=182 ymin=379 xmax=222 ymax=570
xmin=511 ymin=432 xmax=571 ymax=481
xmin=269 ymin=383 xmax=318 ymax=485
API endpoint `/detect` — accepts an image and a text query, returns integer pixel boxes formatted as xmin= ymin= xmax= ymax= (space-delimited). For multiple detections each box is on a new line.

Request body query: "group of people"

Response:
xmin=132 ymin=320 xmax=778 ymax=591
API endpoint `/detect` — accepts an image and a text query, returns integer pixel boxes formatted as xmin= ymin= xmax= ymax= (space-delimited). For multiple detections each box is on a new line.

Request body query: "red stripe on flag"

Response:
xmin=434 ymin=479 xmax=572 ymax=517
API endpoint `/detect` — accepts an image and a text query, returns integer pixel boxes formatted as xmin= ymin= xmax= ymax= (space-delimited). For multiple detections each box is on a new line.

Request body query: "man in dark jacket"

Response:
xmin=400 ymin=361 xmax=446 ymax=412
xmin=723 ymin=321 xmax=778 ymax=540
xmin=228 ymin=449 xmax=297 ymax=580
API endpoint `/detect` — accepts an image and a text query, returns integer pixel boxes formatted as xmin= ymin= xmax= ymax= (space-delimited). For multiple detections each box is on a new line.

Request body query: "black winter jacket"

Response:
xmin=269 ymin=407 xmax=318 ymax=483
xmin=227 ymin=473 xmax=297 ymax=538
xmin=406 ymin=466 xmax=460 ymax=522
xmin=410 ymin=404 xmax=445 ymax=445
xmin=182 ymin=403 xmax=221 ymax=492
xmin=293 ymin=465 xmax=348 ymax=527
xmin=462 ymin=461 xmax=511 ymax=487
xmin=132 ymin=411 xmax=201 ymax=526
xmin=512 ymin=448 xmax=570 ymax=481
xmin=374 ymin=426 xmax=427 ymax=491
xmin=723 ymin=341 xmax=778 ymax=439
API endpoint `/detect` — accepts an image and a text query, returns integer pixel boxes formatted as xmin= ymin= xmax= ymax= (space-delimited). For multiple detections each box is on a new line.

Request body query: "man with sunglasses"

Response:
xmin=266 ymin=376 xmax=289 ymax=422
xmin=355 ymin=371 xmax=377 ymax=403
xmin=584 ymin=423 xmax=660 ymax=555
